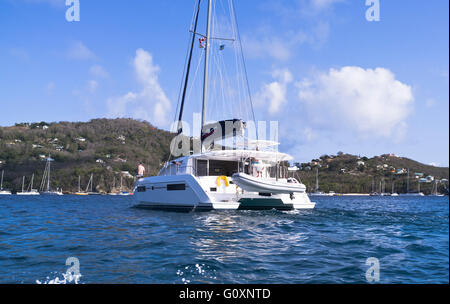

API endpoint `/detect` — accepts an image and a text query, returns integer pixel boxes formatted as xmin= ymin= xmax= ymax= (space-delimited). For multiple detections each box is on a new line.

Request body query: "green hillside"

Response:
xmin=0 ymin=119 xmax=448 ymax=194
xmin=295 ymin=153 xmax=449 ymax=195
xmin=0 ymin=119 xmax=173 ymax=193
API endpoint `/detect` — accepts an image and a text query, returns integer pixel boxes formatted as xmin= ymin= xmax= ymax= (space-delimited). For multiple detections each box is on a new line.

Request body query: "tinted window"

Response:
xmin=167 ymin=184 xmax=186 ymax=191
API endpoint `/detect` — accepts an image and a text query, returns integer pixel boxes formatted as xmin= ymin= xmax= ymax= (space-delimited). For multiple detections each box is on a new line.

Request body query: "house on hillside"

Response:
xmin=114 ymin=157 xmax=127 ymax=163
xmin=121 ymin=171 xmax=134 ymax=179
xmin=396 ymin=168 xmax=406 ymax=174
xmin=357 ymin=161 xmax=365 ymax=166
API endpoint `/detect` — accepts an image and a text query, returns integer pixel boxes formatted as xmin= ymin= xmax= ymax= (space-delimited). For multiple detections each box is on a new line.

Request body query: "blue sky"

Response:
xmin=0 ymin=0 xmax=448 ymax=166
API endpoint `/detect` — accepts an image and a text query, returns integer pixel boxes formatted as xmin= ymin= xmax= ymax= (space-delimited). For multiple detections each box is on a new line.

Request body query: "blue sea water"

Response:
xmin=0 ymin=195 xmax=448 ymax=284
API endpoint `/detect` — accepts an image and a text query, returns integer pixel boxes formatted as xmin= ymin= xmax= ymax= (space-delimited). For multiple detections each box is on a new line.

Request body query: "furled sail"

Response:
xmin=201 ymin=119 xmax=246 ymax=149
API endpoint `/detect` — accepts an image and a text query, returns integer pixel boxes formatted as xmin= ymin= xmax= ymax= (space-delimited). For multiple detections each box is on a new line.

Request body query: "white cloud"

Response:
xmin=310 ymin=0 xmax=344 ymax=10
xmin=106 ymin=49 xmax=172 ymax=127
xmin=89 ymin=65 xmax=109 ymax=78
xmin=303 ymin=127 xmax=316 ymax=141
xmin=87 ymin=80 xmax=98 ymax=93
xmin=256 ymin=68 xmax=293 ymax=115
xmin=67 ymin=41 xmax=96 ymax=60
xmin=297 ymin=66 xmax=414 ymax=139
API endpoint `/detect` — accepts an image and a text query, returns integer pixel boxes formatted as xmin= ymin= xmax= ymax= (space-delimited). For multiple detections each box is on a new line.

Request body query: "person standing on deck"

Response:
xmin=137 ymin=162 xmax=146 ymax=179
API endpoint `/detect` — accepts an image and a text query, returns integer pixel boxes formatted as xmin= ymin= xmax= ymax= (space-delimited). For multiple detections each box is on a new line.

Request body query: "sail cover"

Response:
xmin=201 ymin=119 xmax=246 ymax=144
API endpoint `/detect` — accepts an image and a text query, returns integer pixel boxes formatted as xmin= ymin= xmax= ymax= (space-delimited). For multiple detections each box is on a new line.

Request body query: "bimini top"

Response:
xmin=192 ymin=149 xmax=293 ymax=162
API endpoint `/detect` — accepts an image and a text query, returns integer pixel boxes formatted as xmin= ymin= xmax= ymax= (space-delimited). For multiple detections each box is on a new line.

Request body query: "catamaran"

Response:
xmin=134 ymin=0 xmax=315 ymax=211
xmin=17 ymin=174 xmax=40 ymax=196
xmin=39 ymin=156 xmax=63 ymax=196
xmin=0 ymin=170 xmax=12 ymax=195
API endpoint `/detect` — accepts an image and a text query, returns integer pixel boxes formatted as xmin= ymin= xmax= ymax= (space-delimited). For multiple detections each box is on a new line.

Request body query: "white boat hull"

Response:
xmin=41 ymin=191 xmax=64 ymax=196
xmin=134 ymin=174 xmax=315 ymax=211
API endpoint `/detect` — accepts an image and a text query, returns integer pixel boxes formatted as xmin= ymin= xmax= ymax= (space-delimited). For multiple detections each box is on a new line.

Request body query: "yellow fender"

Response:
xmin=217 ymin=176 xmax=229 ymax=187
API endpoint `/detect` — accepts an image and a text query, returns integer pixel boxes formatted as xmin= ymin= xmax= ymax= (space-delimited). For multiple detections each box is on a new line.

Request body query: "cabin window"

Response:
xmin=208 ymin=160 xmax=238 ymax=176
xmin=137 ymin=186 xmax=146 ymax=192
xmin=196 ymin=160 xmax=208 ymax=176
xmin=167 ymin=184 xmax=186 ymax=191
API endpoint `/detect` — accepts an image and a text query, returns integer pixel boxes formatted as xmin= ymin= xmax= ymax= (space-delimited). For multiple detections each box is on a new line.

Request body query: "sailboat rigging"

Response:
xmin=40 ymin=156 xmax=63 ymax=196
xmin=134 ymin=0 xmax=315 ymax=211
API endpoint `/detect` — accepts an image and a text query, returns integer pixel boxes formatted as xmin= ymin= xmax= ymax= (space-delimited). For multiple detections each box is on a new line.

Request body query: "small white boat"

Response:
xmin=232 ymin=173 xmax=305 ymax=194
xmin=17 ymin=175 xmax=40 ymax=196
xmin=0 ymin=170 xmax=12 ymax=195
xmin=0 ymin=190 xmax=12 ymax=195
xmin=309 ymin=192 xmax=333 ymax=197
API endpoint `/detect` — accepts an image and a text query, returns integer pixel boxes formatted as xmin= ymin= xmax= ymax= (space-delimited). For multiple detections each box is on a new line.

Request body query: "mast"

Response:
xmin=1 ymin=170 xmax=3 ymax=190
xmin=315 ymin=167 xmax=319 ymax=192
xmin=78 ymin=176 xmax=81 ymax=193
xmin=22 ymin=176 xmax=25 ymax=193
xmin=406 ymin=169 xmax=410 ymax=194
xmin=30 ymin=174 xmax=34 ymax=191
xmin=47 ymin=157 xmax=51 ymax=192
xmin=201 ymin=0 xmax=212 ymax=153
xmin=177 ymin=0 xmax=202 ymax=135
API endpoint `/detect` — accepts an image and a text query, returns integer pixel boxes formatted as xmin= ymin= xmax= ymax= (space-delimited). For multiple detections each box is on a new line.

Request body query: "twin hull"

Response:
xmin=134 ymin=175 xmax=315 ymax=211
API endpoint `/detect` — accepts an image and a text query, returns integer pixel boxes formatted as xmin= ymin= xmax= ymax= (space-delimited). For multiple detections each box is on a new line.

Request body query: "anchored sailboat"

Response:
xmin=0 ymin=170 xmax=12 ymax=195
xmin=40 ymin=156 xmax=63 ymax=196
xmin=17 ymin=174 xmax=40 ymax=196
xmin=134 ymin=0 xmax=315 ymax=211
xmin=118 ymin=175 xmax=131 ymax=196
xmin=74 ymin=175 xmax=88 ymax=196
xmin=401 ymin=169 xmax=424 ymax=196
xmin=309 ymin=167 xmax=333 ymax=196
